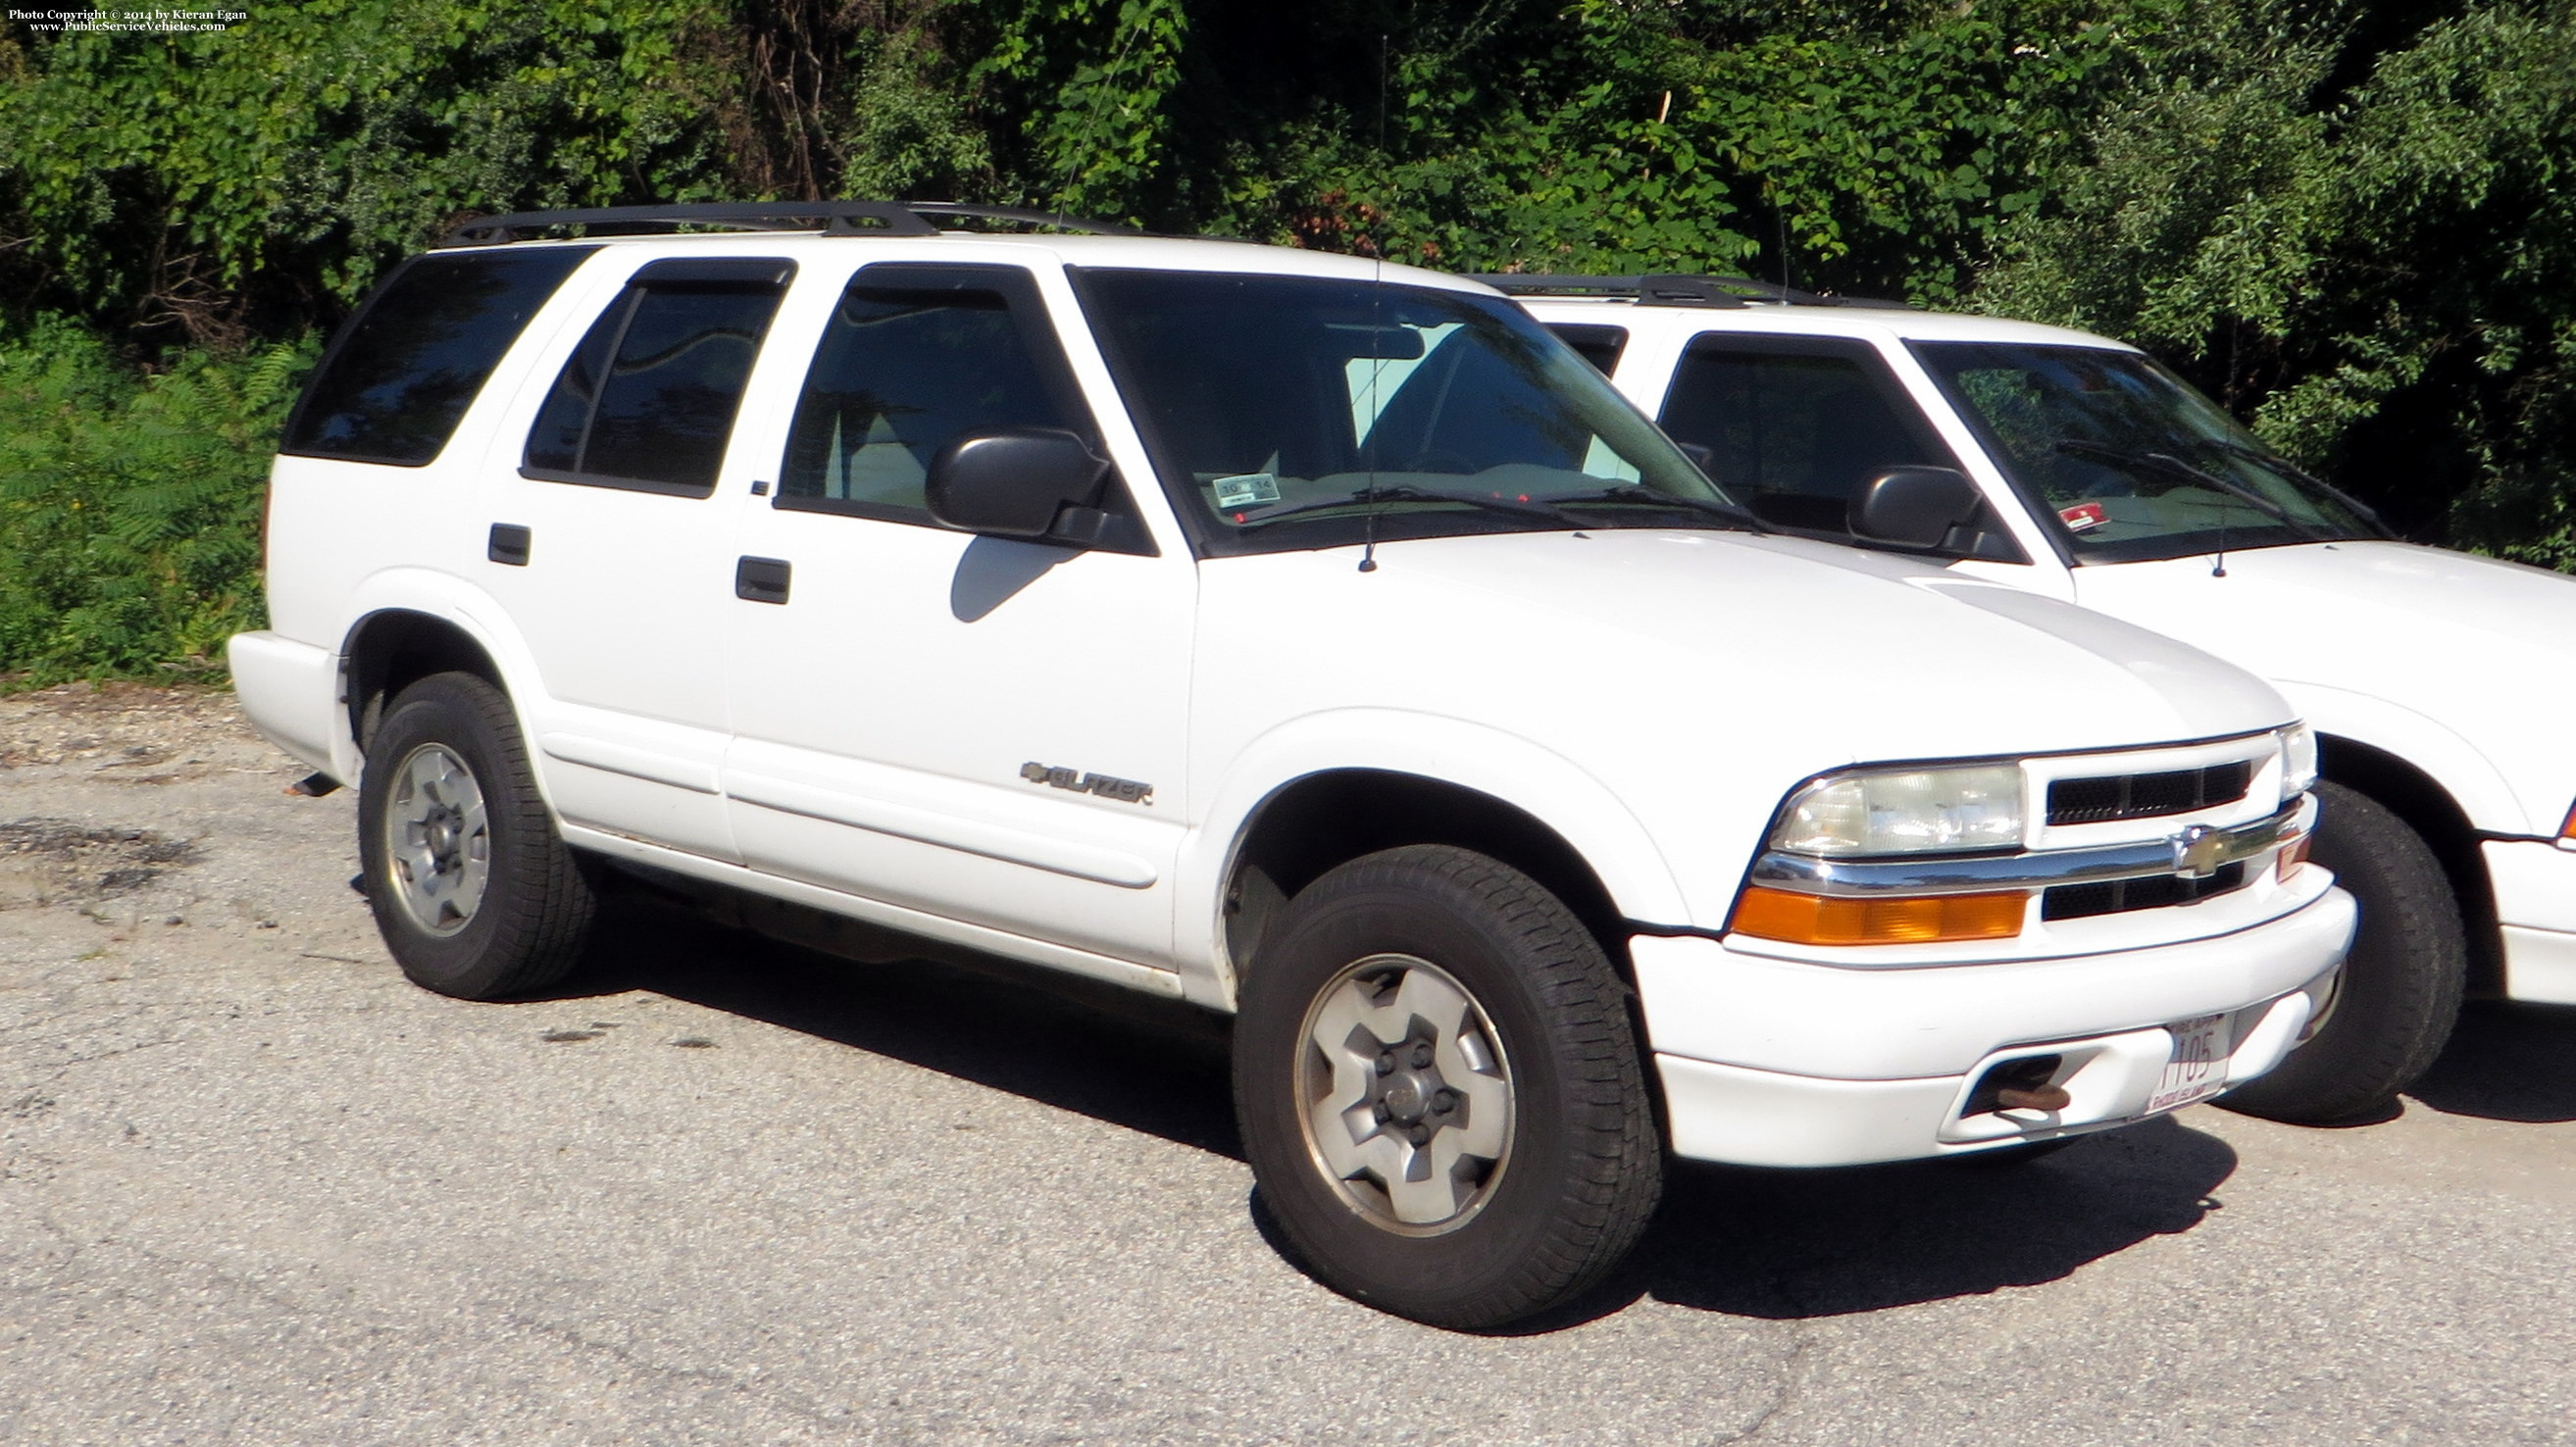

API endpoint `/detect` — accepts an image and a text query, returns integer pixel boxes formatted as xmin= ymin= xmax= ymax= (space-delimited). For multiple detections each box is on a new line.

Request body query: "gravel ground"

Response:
xmin=5 ymin=683 xmax=2576 ymax=1445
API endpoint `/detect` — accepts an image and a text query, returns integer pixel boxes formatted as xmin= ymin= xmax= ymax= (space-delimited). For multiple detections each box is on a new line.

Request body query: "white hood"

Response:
xmin=1199 ymin=526 xmax=2290 ymax=763
xmin=2074 ymin=540 xmax=2576 ymax=832
xmin=1191 ymin=527 xmax=2296 ymax=925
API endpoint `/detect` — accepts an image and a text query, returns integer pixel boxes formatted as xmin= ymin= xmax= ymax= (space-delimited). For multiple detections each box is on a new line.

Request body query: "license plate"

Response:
xmin=2145 ymin=1013 xmax=2230 ymax=1114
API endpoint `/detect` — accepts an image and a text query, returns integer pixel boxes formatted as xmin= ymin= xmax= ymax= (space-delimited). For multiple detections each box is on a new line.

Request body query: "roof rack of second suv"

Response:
xmin=439 ymin=200 xmax=1146 ymax=248
xmin=1469 ymin=273 xmax=1914 ymax=310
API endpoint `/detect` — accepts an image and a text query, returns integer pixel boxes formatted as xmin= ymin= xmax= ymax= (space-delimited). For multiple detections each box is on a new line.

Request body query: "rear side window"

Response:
xmin=1657 ymin=336 xmax=1954 ymax=534
xmin=523 ymin=258 xmax=793 ymax=497
xmin=283 ymin=247 xmax=598 ymax=467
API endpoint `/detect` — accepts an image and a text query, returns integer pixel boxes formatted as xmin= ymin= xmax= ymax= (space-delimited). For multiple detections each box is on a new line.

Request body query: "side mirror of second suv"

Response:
xmin=1852 ymin=466 xmax=1983 ymax=549
xmin=927 ymin=427 xmax=1114 ymax=546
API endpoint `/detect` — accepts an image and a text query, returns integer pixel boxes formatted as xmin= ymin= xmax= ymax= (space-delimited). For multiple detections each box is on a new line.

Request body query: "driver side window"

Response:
xmin=777 ymin=262 xmax=1150 ymax=554
xmin=780 ymin=267 xmax=1086 ymax=524
xmin=1657 ymin=337 xmax=1955 ymax=536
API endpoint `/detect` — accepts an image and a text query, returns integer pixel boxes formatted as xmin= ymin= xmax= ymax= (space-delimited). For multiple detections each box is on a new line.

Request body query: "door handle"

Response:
xmin=487 ymin=524 xmax=531 ymax=566
xmin=735 ymin=556 xmax=791 ymax=604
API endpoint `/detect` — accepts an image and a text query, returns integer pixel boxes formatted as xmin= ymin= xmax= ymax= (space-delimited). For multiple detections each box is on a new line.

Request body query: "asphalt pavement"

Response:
xmin=5 ymin=685 xmax=2574 ymax=1445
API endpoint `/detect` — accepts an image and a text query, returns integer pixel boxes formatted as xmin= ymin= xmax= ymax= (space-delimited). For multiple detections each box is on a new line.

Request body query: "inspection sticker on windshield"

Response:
xmin=2145 ymin=1013 xmax=2230 ymax=1114
xmin=1214 ymin=472 xmax=1282 ymax=509
xmin=2059 ymin=502 xmax=2108 ymax=532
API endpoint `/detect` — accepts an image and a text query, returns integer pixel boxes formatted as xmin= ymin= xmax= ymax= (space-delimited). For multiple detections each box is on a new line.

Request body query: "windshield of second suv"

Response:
xmin=1076 ymin=269 xmax=1737 ymax=555
xmin=1911 ymin=341 xmax=2375 ymax=563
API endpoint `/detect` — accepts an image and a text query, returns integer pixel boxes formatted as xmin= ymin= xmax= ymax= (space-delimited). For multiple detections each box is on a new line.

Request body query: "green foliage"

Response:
xmin=0 ymin=321 xmax=311 ymax=681
xmin=0 ymin=0 xmax=732 ymax=334
xmin=980 ymin=0 xmax=1190 ymax=218
xmin=835 ymin=20 xmax=995 ymax=201
xmin=4 ymin=0 xmax=2576 ymax=684
xmin=1176 ymin=3 xmax=2160 ymax=301
xmin=1980 ymin=1 xmax=2576 ymax=551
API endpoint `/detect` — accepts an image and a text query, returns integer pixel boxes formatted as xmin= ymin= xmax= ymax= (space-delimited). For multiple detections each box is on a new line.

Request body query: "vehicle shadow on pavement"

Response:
xmin=548 ymin=894 xmax=1246 ymax=1160
xmin=1531 ymin=1118 xmax=2239 ymax=1329
xmin=2404 ymin=1000 xmax=2576 ymax=1123
xmin=549 ymin=890 xmax=2241 ymax=1333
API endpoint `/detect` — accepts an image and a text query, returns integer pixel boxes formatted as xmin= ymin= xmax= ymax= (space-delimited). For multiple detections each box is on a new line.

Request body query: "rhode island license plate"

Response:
xmin=2144 ymin=1013 xmax=2230 ymax=1114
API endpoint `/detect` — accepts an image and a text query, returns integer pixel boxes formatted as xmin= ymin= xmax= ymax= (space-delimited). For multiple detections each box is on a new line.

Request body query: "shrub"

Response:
xmin=0 ymin=319 xmax=312 ymax=683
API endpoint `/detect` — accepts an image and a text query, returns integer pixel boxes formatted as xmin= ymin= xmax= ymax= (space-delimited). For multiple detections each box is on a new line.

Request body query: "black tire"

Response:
xmin=1233 ymin=844 xmax=1661 ymax=1328
xmin=357 ymin=671 xmax=595 ymax=1000
xmin=2218 ymin=779 xmax=2465 ymax=1124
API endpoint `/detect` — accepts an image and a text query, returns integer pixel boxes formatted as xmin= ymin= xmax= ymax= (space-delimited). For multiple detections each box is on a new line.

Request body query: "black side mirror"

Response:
xmin=1853 ymin=467 xmax=1985 ymax=550
xmin=926 ymin=428 xmax=1113 ymax=546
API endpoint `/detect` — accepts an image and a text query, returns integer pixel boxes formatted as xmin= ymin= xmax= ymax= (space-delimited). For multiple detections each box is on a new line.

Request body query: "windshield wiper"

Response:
xmin=1549 ymin=484 xmax=1769 ymax=533
xmin=2051 ymin=439 xmax=2327 ymax=542
xmin=2201 ymin=440 xmax=2396 ymax=539
xmin=1234 ymin=482 xmax=1585 ymax=530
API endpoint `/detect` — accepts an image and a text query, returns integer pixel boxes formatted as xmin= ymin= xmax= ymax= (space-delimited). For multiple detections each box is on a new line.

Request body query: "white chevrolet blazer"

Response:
xmin=1506 ymin=274 xmax=2576 ymax=1127
xmin=229 ymin=204 xmax=2352 ymax=1328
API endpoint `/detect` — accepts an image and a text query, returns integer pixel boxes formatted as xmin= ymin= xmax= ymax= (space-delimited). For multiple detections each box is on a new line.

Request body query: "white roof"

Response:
xmin=460 ymin=228 xmax=1501 ymax=294
xmin=1511 ymin=291 xmax=2137 ymax=351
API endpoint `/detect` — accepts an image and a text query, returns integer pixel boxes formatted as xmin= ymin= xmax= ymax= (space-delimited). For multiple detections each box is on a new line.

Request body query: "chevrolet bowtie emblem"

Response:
xmin=2172 ymin=823 xmax=2228 ymax=878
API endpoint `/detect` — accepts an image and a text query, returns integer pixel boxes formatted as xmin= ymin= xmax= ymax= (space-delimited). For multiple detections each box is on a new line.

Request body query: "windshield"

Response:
xmin=1910 ymin=341 xmax=2374 ymax=563
xmin=1075 ymin=269 xmax=1734 ymax=555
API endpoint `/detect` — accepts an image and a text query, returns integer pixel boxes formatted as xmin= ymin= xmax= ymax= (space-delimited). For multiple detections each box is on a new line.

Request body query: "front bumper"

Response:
xmin=1636 ymin=883 xmax=2356 ymax=1167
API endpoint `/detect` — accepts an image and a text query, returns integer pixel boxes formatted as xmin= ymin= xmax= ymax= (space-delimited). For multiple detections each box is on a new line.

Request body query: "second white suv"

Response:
xmin=1506 ymin=272 xmax=2576 ymax=1126
xmin=232 ymin=204 xmax=2351 ymax=1327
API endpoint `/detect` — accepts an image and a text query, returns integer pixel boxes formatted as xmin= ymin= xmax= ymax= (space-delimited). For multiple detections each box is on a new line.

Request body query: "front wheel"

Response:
xmin=1233 ymin=845 xmax=1661 ymax=1328
xmin=357 ymin=671 xmax=596 ymax=1000
xmin=2218 ymin=780 xmax=2465 ymax=1124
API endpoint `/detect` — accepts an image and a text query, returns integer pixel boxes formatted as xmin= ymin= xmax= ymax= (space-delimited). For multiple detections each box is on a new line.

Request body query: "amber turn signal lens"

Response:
xmin=1729 ymin=886 xmax=2027 ymax=946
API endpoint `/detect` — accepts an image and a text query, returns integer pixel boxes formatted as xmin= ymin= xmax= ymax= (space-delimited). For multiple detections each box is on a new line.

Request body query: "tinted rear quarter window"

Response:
xmin=284 ymin=247 xmax=598 ymax=466
xmin=521 ymin=259 xmax=792 ymax=496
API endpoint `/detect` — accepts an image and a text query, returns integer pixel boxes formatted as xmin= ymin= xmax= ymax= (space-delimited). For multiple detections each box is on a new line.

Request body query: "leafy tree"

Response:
xmin=1981 ymin=2 xmax=2576 ymax=550
xmin=5 ymin=0 xmax=2576 ymax=682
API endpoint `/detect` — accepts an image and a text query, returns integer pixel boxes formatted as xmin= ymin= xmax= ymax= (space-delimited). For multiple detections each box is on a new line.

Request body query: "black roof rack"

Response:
xmin=1469 ymin=273 xmax=1913 ymax=310
xmin=438 ymin=200 xmax=1146 ymax=248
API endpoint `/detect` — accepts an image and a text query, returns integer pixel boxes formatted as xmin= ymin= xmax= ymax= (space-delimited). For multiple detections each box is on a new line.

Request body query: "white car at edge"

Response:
xmin=1507 ymin=272 xmax=2576 ymax=1123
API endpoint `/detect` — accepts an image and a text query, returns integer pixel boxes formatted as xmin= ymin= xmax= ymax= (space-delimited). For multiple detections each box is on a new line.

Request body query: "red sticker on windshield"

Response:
xmin=2059 ymin=502 xmax=2108 ymax=532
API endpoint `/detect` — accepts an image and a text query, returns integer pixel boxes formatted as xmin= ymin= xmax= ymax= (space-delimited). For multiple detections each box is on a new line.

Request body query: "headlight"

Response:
xmin=2279 ymin=723 xmax=2319 ymax=801
xmin=1771 ymin=765 xmax=2025 ymax=856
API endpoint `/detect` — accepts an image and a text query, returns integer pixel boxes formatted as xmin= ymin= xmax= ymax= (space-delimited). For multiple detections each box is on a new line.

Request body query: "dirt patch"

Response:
xmin=0 ymin=681 xmax=251 ymax=777
xmin=0 ymin=818 xmax=200 ymax=910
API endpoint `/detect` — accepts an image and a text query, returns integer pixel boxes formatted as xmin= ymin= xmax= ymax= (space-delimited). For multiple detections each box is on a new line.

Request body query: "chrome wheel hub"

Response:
xmin=384 ymin=743 xmax=489 ymax=937
xmin=1294 ymin=954 xmax=1513 ymax=1234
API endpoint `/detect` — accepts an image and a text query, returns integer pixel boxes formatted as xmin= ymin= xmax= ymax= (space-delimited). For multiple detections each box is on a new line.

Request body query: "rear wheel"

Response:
xmin=357 ymin=671 xmax=595 ymax=1000
xmin=2218 ymin=780 xmax=2464 ymax=1124
xmin=1234 ymin=845 xmax=1661 ymax=1328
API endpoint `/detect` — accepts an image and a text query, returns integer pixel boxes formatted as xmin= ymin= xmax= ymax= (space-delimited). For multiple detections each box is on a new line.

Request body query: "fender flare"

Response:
xmin=2275 ymin=680 xmax=2530 ymax=836
xmin=1173 ymin=708 xmax=1690 ymax=997
xmin=333 ymin=569 xmax=556 ymax=800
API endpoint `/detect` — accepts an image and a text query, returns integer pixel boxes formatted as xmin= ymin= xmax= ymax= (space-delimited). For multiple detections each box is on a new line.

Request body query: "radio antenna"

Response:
xmin=1359 ymin=31 xmax=1390 ymax=574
